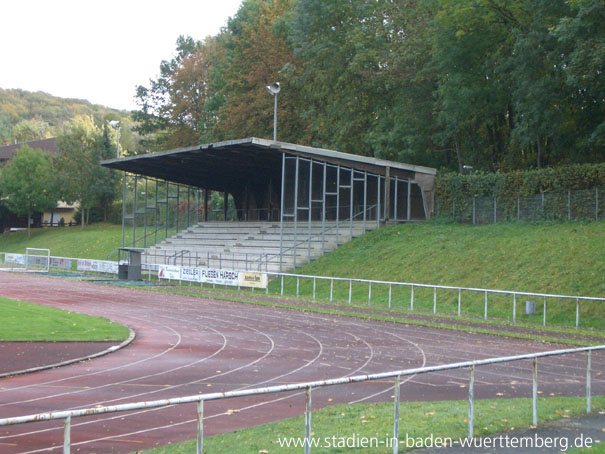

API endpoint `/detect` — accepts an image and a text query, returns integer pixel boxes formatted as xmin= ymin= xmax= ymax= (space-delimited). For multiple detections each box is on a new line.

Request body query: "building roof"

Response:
xmin=101 ymin=137 xmax=436 ymax=192
xmin=0 ymin=137 xmax=58 ymax=162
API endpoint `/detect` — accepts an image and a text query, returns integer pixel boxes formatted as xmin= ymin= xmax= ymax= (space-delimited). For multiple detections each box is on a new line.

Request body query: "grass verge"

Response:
xmin=0 ymin=296 xmax=129 ymax=341
xmin=0 ymin=223 xmax=122 ymax=260
xmin=141 ymin=396 xmax=605 ymax=453
xmin=282 ymin=222 xmax=604 ymax=330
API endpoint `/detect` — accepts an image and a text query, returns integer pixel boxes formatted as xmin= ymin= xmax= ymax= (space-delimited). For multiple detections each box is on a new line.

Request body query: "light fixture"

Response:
xmin=109 ymin=121 xmax=121 ymax=158
xmin=265 ymin=82 xmax=280 ymax=142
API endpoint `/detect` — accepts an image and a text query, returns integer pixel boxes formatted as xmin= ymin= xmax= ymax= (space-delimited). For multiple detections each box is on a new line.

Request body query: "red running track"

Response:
xmin=0 ymin=272 xmax=602 ymax=453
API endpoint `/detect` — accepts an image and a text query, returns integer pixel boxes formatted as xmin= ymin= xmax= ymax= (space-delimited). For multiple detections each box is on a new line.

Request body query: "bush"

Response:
xmin=436 ymin=163 xmax=605 ymax=207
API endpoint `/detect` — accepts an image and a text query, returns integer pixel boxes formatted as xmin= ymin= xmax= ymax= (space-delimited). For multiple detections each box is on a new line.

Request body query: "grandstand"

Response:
xmin=102 ymin=138 xmax=436 ymax=272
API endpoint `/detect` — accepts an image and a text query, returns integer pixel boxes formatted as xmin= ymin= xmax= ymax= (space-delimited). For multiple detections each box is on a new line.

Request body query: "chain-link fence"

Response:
xmin=435 ymin=187 xmax=603 ymax=224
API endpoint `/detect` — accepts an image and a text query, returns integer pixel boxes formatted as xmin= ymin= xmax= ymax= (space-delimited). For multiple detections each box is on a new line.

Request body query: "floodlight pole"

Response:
xmin=109 ymin=120 xmax=121 ymax=159
xmin=266 ymin=82 xmax=280 ymax=143
xmin=116 ymin=127 xmax=121 ymax=159
xmin=273 ymin=92 xmax=278 ymax=143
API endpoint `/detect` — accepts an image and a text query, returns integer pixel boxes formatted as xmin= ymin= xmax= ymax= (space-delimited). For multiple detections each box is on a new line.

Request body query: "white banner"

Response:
xmin=77 ymin=259 xmax=118 ymax=274
xmin=158 ymin=265 xmax=181 ymax=280
xmin=50 ymin=257 xmax=72 ymax=270
xmin=180 ymin=266 xmax=201 ymax=283
xmin=5 ymin=253 xmax=25 ymax=265
xmin=199 ymin=267 xmax=240 ymax=286
xmin=157 ymin=265 xmax=267 ymax=289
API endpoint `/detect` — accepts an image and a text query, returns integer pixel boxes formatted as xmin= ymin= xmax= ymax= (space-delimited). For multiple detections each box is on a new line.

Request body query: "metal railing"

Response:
xmin=271 ymin=272 xmax=605 ymax=329
xmin=0 ymin=345 xmax=602 ymax=454
xmin=436 ymin=187 xmax=603 ymax=224
xmin=2 ymin=251 xmax=603 ymax=328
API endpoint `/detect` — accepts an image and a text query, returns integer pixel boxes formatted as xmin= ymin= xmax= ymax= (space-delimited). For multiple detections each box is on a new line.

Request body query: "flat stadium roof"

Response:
xmin=101 ymin=137 xmax=436 ymax=192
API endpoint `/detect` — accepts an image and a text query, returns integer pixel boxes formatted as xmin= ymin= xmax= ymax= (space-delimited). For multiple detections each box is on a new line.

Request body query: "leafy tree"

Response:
xmin=11 ymin=118 xmax=52 ymax=143
xmin=56 ymin=116 xmax=120 ymax=228
xmin=552 ymin=0 xmax=605 ymax=159
xmin=0 ymin=146 xmax=58 ymax=237
xmin=133 ymin=36 xmax=203 ymax=150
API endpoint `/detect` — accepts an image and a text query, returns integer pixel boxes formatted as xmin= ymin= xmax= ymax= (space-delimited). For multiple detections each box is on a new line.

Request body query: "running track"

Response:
xmin=0 ymin=273 xmax=602 ymax=453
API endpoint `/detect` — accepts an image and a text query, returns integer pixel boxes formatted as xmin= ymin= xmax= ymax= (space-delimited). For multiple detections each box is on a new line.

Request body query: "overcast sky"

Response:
xmin=1 ymin=0 xmax=243 ymax=111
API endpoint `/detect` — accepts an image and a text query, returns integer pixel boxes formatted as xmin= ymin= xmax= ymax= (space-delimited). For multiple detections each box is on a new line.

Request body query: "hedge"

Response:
xmin=436 ymin=163 xmax=605 ymax=206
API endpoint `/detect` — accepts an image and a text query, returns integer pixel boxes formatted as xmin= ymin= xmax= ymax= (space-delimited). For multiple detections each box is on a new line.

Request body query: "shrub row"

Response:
xmin=436 ymin=163 xmax=605 ymax=205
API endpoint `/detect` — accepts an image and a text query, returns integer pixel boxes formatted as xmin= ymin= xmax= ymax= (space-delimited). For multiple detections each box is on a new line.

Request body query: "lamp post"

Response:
xmin=109 ymin=120 xmax=121 ymax=158
xmin=265 ymin=82 xmax=280 ymax=142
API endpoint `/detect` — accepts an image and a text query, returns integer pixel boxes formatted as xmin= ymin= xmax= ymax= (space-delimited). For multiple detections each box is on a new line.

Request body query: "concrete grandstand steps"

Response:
xmin=145 ymin=221 xmax=375 ymax=272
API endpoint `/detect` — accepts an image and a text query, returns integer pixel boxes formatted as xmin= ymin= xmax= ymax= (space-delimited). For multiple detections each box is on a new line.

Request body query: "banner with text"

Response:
xmin=158 ymin=265 xmax=267 ymax=289
xmin=77 ymin=259 xmax=119 ymax=274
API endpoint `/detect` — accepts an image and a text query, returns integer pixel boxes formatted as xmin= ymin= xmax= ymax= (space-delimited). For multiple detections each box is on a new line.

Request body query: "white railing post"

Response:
xmin=410 ymin=285 xmax=414 ymax=311
xmin=392 ymin=375 xmax=401 ymax=454
xmin=433 ymin=287 xmax=437 ymax=314
xmin=468 ymin=366 xmax=475 ymax=439
xmin=305 ymin=387 xmax=312 ymax=454
xmin=457 ymin=288 xmax=462 ymax=317
xmin=196 ymin=400 xmax=204 ymax=454
xmin=484 ymin=291 xmax=488 ymax=320
xmin=368 ymin=282 xmax=372 ymax=305
xmin=543 ymin=296 xmax=546 ymax=327
xmin=587 ymin=351 xmax=592 ymax=414
xmin=348 ymin=280 xmax=352 ymax=305
xmin=576 ymin=299 xmax=580 ymax=329
xmin=388 ymin=284 xmax=392 ymax=309
xmin=513 ymin=293 xmax=517 ymax=323
xmin=63 ymin=416 xmax=71 ymax=454
xmin=532 ymin=357 xmax=538 ymax=427
xmin=330 ymin=279 xmax=334 ymax=302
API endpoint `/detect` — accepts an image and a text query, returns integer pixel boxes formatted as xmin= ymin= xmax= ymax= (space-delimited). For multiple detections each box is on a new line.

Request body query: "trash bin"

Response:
xmin=525 ymin=300 xmax=536 ymax=315
xmin=118 ymin=264 xmax=128 ymax=280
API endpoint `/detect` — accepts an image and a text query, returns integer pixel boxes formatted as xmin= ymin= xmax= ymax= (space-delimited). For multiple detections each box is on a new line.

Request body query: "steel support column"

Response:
xmin=279 ymin=153 xmax=286 ymax=273
xmin=293 ymin=156 xmax=300 ymax=269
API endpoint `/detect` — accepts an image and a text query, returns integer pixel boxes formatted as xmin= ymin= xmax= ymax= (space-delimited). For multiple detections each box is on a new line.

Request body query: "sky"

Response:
xmin=1 ymin=0 xmax=244 ymax=111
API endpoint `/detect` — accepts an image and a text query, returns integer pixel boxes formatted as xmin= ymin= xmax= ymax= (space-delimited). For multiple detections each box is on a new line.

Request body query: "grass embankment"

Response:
xmin=141 ymin=396 xmax=605 ymax=453
xmin=0 ymin=297 xmax=129 ymax=341
xmin=272 ymin=222 xmax=604 ymax=330
xmin=0 ymin=223 xmax=122 ymax=260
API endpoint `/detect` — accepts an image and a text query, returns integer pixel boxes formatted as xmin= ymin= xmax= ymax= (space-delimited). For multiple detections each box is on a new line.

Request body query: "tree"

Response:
xmin=11 ymin=118 xmax=52 ymax=143
xmin=0 ymin=146 xmax=58 ymax=237
xmin=56 ymin=115 xmax=120 ymax=228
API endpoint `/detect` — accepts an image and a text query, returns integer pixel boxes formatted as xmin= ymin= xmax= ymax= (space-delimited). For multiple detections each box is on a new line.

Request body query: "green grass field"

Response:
xmin=0 ymin=296 xmax=129 ymax=341
xmin=1 ymin=220 xmax=602 ymax=329
xmin=141 ymin=395 xmax=604 ymax=453
xmin=271 ymin=222 xmax=605 ymax=329
xmin=0 ymin=223 xmax=122 ymax=260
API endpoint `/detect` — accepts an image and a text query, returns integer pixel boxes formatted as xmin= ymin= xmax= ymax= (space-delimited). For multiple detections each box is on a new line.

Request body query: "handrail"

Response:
xmin=252 ymin=205 xmax=378 ymax=271
xmin=0 ymin=345 xmax=602 ymax=453
xmin=276 ymin=272 xmax=605 ymax=303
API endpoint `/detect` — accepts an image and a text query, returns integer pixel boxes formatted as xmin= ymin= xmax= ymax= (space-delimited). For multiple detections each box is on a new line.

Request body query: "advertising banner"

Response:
xmin=158 ymin=265 xmax=181 ymax=280
xmin=199 ymin=267 xmax=240 ymax=286
xmin=77 ymin=259 xmax=118 ymax=274
xmin=156 ymin=265 xmax=267 ymax=289
xmin=50 ymin=257 xmax=72 ymax=270
xmin=239 ymin=272 xmax=268 ymax=289
xmin=5 ymin=254 xmax=25 ymax=265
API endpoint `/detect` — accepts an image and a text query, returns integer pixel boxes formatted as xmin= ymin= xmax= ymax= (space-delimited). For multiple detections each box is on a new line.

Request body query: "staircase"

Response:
xmin=144 ymin=221 xmax=375 ymax=273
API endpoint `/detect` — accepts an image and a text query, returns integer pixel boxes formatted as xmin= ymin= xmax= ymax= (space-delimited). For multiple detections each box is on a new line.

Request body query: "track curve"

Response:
xmin=0 ymin=273 xmax=602 ymax=453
